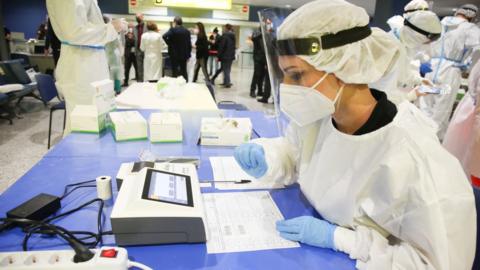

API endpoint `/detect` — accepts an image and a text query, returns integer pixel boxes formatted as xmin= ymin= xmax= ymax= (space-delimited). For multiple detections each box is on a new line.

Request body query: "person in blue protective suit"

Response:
xmin=418 ymin=4 xmax=480 ymax=139
xmin=46 ymin=0 xmax=119 ymax=134
xmin=235 ymin=1 xmax=476 ymax=269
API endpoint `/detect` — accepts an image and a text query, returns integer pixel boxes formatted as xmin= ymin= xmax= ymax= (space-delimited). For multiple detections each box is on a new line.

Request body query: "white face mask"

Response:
xmin=279 ymin=73 xmax=344 ymax=127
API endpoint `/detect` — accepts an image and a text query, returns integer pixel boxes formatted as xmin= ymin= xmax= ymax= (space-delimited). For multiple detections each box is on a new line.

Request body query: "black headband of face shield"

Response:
xmin=404 ymin=8 xmax=429 ymax=14
xmin=461 ymin=6 xmax=478 ymax=13
xmin=403 ymin=19 xmax=441 ymax=42
xmin=275 ymin=25 xmax=372 ymax=56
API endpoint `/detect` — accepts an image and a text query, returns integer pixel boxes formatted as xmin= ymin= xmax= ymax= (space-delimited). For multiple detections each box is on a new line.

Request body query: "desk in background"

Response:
xmin=116 ymin=82 xmax=218 ymax=111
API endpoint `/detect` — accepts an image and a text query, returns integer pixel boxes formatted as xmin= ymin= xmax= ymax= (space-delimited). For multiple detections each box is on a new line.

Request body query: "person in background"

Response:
xmin=162 ymin=16 xmax=191 ymax=81
xmin=104 ymin=16 xmax=127 ymax=93
xmin=211 ymin=24 xmax=236 ymax=88
xmin=4 ymin=26 xmax=11 ymax=56
xmin=192 ymin=22 xmax=210 ymax=83
xmin=140 ymin=22 xmax=163 ymax=82
xmin=234 ymin=0 xmax=475 ymax=269
xmin=46 ymin=0 xmax=119 ymax=134
xmin=418 ymin=4 xmax=480 ymax=139
xmin=207 ymin=27 xmax=220 ymax=76
xmin=250 ymin=27 xmax=266 ymax=98
xmin=443 ymin=60 xmax=480 ymax=188
xmin=375 ymin=0 xmax=442 ymax=104
xmin=133 ymin=13 xmax=147 ymax=82
xmin=44 ymin=18 xmax=61 ymax=66
xmin=123 ymin=29 xmax=136 ymax=86
xmin=36 ymin=23 xmax=47 ymax=40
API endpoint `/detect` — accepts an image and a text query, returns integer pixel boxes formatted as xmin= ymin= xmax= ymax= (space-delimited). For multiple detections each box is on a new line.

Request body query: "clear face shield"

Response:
xmin=258 ymin=8 xmax=293 ymax=137
xmin=259 ymin=8 xmax=372 ymax=134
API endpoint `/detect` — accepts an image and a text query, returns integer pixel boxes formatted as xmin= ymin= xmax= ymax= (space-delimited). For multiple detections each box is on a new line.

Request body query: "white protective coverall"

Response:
xmin=443 ymin=60 xmax=480 ymax=180
xmin=418 ymin=16 xmax=480 ymax=139
xmin=140 ymin=31 xmax=163 ymax=81
xmin=46 ymin=0 xmax=118 ymax=134
xmin=251 ymin=0 xmax=476 ymax=269
xmin=372 ymin=11 xmax=441 ymax=103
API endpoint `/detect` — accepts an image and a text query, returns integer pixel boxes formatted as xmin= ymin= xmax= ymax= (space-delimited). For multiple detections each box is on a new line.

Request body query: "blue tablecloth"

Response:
xmin=0 ymin=110 xmax=356 ymax=270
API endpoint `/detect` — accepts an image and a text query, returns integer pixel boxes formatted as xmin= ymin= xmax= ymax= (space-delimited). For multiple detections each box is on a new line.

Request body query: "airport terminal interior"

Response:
xmin=1 ymin=1 xmax=480 ymax=269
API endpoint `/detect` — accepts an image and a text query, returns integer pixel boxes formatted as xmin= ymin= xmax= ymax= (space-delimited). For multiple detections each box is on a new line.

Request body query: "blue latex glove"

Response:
xmin=420 ymin=62 xmax=432 ymax=77
xmin=276 ymin=216 xmax=337 ymax=249
xmin=233 ymin=143 xmax=268 ymax=178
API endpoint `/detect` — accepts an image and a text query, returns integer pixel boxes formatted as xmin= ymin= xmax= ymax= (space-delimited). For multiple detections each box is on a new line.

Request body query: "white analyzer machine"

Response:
xmin=110 ymin=163 xmax=206 ymax=246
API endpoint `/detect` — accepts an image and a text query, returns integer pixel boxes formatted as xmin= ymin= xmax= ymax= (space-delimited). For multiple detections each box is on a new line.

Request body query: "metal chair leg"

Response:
xmin=48 ymin=109 xmax=53 ymax=149
xmin=62 ymin=109 xmax=66 ymax=130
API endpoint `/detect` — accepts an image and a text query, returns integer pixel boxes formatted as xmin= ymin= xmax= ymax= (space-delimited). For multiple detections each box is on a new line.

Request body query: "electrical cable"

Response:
xmin=128 ymin=260 xmax=154 ymax=270
xmin=61 ymin=185 xmax=96 ymax=200
xmin=61 ymin=179 xmax=96 ymax=199
xmin=0 ymin=179 xmax=107 ymax=260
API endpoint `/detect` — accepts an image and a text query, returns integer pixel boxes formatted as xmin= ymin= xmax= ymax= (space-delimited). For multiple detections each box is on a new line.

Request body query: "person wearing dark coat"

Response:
xmin=162 ymin=16 xmax=192 ymax=81
xmin=45 ymin=19 xmax=61 ymax=66
xmin=192 ymin=22 xmax=210 ymax=83
xmin=211 ymin=24 xmax=236 ymax=88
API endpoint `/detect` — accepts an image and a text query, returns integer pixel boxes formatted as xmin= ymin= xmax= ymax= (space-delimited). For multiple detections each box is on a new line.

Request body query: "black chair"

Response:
xmin=0 ymin=93 xmax=13 ymax=124
xmin=35 ymin=74 xmax=66 ymax=149
xmin=10 ymin=53 xmax=37 ymax=70
xmin=0 ymin=60 xmax=41 ymax=106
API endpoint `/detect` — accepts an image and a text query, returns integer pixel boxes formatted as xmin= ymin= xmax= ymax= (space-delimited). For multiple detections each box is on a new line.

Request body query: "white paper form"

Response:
xmin=203 ymin=191 xmax=300 ymax=254
xmin=209 ymin=156 xmax=284 ymax=190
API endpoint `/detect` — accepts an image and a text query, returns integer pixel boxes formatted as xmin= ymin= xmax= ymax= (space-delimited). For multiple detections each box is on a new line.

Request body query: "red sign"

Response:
xmin=242 ymin=5 xmax=249 ymax=13
xmin=130 ymin=0 xmax=137 ymax=7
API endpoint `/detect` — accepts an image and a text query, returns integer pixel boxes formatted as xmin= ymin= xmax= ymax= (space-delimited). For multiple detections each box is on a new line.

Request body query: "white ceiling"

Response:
xmin=234 ymin=0 xmax=480 ymax=17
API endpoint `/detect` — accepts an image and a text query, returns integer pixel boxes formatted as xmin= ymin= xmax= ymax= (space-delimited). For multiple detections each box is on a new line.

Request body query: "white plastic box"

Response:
xmin=91 ymin=79 xmax=116 ymax=115
xmin=200 ymin=117 xmax=252 ymax=146
xmin=149 ymin=112 xmax=183 ymax=143
xmin=108 ymin=111 xmax=147 ymax=141
xmin=70 ymin=105 xmax=106 ymax=134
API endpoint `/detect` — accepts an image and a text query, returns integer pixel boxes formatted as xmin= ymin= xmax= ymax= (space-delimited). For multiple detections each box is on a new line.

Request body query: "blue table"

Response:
xmin=0 ymin=110 xmax=356 ymax=270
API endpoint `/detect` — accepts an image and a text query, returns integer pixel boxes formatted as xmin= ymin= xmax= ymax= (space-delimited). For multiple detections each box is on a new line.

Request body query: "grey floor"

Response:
xmin=0 ymin=65 xmax=273 ymax=194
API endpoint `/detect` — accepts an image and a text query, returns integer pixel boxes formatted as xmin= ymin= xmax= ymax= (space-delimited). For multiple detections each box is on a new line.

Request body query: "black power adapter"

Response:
xmin=1 ymin=193 xmax=61 ymax=231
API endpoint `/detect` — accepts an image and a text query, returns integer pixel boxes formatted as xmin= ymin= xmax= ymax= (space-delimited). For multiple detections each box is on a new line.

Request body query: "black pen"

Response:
xmin=200 ymin=180 xmax=252 ymax=184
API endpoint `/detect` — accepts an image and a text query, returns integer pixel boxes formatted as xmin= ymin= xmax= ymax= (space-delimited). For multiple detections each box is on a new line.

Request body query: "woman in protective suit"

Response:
xmin=46 ymin=0 xmax=119 ymax=134
xmin=234 ymin=1 xmax=476 ymax=269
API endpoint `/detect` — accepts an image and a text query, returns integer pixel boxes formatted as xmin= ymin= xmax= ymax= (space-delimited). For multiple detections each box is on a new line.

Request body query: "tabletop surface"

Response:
xmin=115 ymin=82 xmax=218 ymax=111
xmin=0 ymin=110 xmax=356 ymax=270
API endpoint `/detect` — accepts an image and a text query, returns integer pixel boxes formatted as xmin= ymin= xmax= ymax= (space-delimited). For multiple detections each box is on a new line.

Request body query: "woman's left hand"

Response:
xmin=276 ymin=216 xmax=337 ymax=249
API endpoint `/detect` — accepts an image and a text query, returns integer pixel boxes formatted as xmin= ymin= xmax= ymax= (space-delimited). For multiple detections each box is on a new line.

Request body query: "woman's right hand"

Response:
xmin=234 ymin=143 xmax=268 ymax=178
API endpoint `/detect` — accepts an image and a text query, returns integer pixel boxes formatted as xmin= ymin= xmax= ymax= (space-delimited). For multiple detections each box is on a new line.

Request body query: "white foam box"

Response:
xmin=70 ymin=105 xmax=106 ymax=134
xmin=91 ymin=79 xmax=116 ymax=115
xmin=108 ymin=111 xmax=147 ymax=141
xmin=200 ymin=117 xmax=252 ymax=146
xmin=149 ymin=112 xmax=183 ymax=143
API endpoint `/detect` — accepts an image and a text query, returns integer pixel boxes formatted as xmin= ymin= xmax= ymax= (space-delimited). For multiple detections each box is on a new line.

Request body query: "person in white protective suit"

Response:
xmin=105 ymin=16 xmax=127 ymax=93
xmin=234 ymin=1 xmax=476 ymax=269
xmin=140 ymin=22 xmax=163 ymax=82
xmin=443 ymin=60 xmax=480 ymax=186
xmin=46 ymin=0 xmax=119 ymax=134
xmin=382 ymin=7 xmax=442 ymax=103
xmin=418 ymin=4 xmax=480 ymax=139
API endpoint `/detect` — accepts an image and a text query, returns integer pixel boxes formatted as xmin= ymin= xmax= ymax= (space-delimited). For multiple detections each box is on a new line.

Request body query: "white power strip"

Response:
xmin=0 ymin=246 xmax=139 ymax=270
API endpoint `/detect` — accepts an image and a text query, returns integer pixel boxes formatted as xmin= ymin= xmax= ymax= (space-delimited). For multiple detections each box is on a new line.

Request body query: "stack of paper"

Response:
xmin=109 ymin=111 xmax=147 ymax=141
xmin=203 ymin=191 xmax=300 ymax=254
